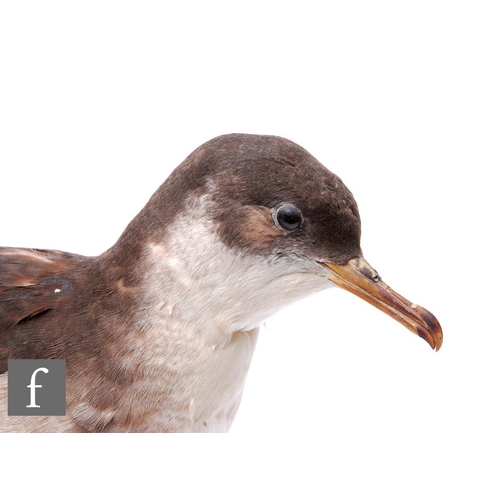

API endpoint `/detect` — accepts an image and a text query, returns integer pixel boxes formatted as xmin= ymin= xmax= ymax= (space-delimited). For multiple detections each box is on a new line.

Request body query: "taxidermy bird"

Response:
xmin=0 ymin=134 xmax=442 ymax=432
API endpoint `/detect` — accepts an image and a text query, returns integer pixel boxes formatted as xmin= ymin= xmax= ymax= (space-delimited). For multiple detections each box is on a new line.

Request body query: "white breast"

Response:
xmin=118 ymin=195 xmax=331 ymax=431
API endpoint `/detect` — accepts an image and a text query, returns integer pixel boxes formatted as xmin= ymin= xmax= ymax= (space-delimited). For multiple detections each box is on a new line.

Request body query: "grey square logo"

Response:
xmin=8 ymin=359 xmax=66 ymax=416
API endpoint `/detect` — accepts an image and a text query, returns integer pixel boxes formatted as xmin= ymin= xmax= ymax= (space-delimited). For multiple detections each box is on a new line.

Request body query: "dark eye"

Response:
xmin=275 ymin=205 xmax=303 ymax=231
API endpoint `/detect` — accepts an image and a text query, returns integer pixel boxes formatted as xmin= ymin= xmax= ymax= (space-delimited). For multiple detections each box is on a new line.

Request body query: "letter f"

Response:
xmin=26 ymin=367 xmax=49 ymax=408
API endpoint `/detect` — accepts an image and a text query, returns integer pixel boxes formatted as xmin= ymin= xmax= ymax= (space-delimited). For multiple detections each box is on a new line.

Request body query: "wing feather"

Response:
xmin=0 ymin=247 xmax=86 ymax=372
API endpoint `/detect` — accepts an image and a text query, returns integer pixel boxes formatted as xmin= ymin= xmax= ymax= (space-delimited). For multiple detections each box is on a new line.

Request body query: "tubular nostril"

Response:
xmin=358 ymin=260 xmax=382 ymax=283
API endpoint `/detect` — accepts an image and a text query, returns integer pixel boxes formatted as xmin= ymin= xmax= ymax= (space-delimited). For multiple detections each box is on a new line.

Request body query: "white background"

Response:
xmin=1 ymin=1 xmax=499 ymax=498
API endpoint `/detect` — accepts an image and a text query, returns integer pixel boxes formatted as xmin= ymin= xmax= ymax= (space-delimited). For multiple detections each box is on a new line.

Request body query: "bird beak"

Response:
xmin=323 ymin=257 xmax=443 ymax=351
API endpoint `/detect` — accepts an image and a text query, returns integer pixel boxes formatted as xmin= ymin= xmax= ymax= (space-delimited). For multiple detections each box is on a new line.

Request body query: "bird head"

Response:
xmin=131 ymin=134 xmax=442 ymax=350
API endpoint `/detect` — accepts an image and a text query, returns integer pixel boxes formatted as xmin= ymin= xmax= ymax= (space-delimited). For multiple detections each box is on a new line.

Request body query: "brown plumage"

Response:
xmin=0 ymin=134 xmax=442 ymax=432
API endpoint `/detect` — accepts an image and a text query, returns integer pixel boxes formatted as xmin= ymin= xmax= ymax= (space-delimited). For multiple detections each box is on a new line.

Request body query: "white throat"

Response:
xmin=130 ymin=195 xmax=331 ymax=431
xmin=142 ymin=195 xmax=331 ymax=341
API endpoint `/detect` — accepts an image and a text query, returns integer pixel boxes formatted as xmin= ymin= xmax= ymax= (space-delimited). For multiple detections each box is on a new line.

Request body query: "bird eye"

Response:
xmin=275 ymin=205 xmax=303 ymax=231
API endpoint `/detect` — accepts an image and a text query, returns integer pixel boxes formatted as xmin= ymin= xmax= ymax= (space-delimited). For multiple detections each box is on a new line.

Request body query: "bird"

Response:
xmin=0 ymin=133 xmax=442 ymax=432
